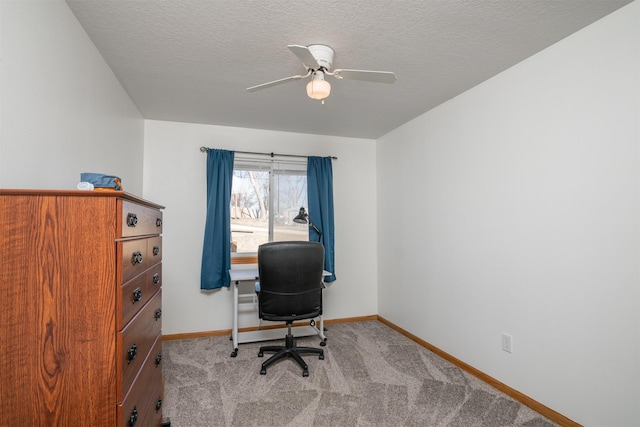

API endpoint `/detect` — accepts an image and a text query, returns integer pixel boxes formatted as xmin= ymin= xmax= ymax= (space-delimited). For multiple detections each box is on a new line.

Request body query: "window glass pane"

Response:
xmin=273 ymin=163 xmax=308 ymax=244
xmin=230 ymin=168 xmax=269 ymax=254
xmin=231 ymin=159 xmax=308 ymax=255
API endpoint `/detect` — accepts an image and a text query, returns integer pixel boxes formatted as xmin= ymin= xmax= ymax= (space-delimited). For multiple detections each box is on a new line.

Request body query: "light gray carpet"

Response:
xmin=162 ymin=320 xmax=558 ymax=427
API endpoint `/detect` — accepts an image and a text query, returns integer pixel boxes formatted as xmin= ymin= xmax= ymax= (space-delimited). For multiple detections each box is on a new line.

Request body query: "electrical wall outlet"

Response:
xmin=502 ymin=333 xmax=513 ymax=353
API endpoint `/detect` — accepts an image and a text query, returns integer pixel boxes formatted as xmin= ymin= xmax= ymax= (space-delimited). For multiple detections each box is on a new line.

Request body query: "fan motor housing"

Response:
xmin=307 ymin=44 xmax=334 ymax=70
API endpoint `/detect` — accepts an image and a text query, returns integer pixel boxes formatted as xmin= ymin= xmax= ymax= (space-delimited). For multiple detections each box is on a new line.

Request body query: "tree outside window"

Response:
xmin=231 ymin=160 xmax=308 ymax=258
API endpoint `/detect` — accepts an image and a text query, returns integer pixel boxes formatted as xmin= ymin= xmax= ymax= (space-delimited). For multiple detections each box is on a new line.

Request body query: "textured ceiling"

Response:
xmin=65 ymin=0 xmax=632 ymax=139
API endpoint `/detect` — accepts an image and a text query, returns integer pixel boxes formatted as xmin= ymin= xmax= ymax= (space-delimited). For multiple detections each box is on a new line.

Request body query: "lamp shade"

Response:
xmin=293 ymin=207 xmax=308 ymax=224
xmin=292 ymin=207 xmax=323 ymax=242
xmin=306 ymin=72 xmax=331 ymax=100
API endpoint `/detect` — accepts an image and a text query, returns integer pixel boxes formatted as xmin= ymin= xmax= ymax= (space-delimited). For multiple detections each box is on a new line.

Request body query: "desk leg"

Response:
xmin=231 ymin=280 xmax=239 ymax=357
xmin=318 ymin=284 xmax=327 ymax=346
xmin=318 ymin=314 xmax=327 ymax=346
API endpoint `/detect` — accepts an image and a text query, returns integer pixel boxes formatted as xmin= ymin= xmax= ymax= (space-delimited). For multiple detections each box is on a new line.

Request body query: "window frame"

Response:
xmin=230 ymin=156 xmax=308 ymax=264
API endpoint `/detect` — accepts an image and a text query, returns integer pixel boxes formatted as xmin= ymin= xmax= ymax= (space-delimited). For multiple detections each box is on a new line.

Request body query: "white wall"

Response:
xmin=5 ymin=1 xmax=638 ymax=424
xmin=143 ymin=120 xmax=377 ymax=335
xmin=377 ymin=3 xmax=639 ymax=426
xmin=0 ymin=1 xmax=144 ymax=193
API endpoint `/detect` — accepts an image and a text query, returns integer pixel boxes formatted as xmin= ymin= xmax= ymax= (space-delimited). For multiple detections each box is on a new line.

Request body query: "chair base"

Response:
xmin=258 ymin=333 xmax=324 ymax=377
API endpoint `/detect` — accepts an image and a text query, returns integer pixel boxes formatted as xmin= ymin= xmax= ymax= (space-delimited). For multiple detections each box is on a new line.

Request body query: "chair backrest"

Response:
xmin=257 ymin=241 xmax=324 ymax=322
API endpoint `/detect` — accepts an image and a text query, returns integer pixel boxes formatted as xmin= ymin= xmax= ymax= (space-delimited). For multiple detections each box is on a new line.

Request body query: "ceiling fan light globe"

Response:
xmin=306 ymin=79 xmax=331 ymax=100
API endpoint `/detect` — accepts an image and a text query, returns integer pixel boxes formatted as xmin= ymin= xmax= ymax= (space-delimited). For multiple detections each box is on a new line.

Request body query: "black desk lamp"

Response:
xmin=293 ymin=207 xmax=322 ymax=242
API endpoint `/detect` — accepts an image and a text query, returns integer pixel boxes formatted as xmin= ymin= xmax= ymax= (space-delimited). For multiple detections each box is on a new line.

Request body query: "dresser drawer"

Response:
xmin=121 ymin=200 xmax=163 ymax=238
xmin=120 ymin=273 xmax=145 ymax=330
xmin=119 ymin=263 xmax=162 ymax=329
xmin=118 ymin=334 xmax=164 ymax=427
xmin=118 ymin=290 xmax=162 ymax=401
xmin=147 ymin=236 xmax=162 ymax=267
xmin=120 ymin=238 xmax=149 ymax=284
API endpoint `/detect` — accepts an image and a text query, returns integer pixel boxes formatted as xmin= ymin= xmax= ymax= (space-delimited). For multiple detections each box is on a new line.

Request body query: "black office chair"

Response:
xmin=256 ymin=241 xmax=325 ymax=377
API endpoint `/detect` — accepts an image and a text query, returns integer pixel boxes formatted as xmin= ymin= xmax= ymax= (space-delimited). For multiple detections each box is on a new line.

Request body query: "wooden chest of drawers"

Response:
xmin=0 ymin=190 xmax=165 ymax=427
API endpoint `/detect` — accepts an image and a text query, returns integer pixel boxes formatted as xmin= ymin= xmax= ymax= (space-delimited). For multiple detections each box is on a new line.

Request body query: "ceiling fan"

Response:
xmin=246 ymin=44 xmax=396 ymax=103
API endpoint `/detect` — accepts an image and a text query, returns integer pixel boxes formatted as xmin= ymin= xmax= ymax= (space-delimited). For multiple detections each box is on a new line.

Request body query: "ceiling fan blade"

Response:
xmin=288 ymin=45 xmax=320 ymax=70
xmin=246 ymin=74 xmax=306 ymax=92
xmin=332 ymin=69 xmax=397 ymax=84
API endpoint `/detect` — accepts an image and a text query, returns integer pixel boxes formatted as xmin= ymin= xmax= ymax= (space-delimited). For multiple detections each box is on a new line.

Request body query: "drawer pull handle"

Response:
xmin=155 ymin=308 xmax=162 ymax=320
xmin=155 ymin=353 xmax=162 ymax=366
xmin=131 ymin=251 xmax=143 ymax=265
xmin=132 ymin=287 xmax=142 ymax=303
xmin=128 ymin=406 xmax=138 ymax=426
xmin=127 ymin=343 xmax=137 ymax=363
xmin=156 ymin=397 xmax=163 ymax=411
xmin=156 ymin=217 xmax=163 ymax=227
xmin=153 ymin=273 xmax=160 ymax=285
xmin=153 ymin=246 xmax=160 ymax=256
xmin=127 ymin=213 xmax=138 ymax=227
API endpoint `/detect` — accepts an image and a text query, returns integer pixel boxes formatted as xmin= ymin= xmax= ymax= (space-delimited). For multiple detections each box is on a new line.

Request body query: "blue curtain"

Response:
xmin=307 ymin=156 xmax=336 ymax=282
xmin=201 ymin=149 xmax=235 ymax=290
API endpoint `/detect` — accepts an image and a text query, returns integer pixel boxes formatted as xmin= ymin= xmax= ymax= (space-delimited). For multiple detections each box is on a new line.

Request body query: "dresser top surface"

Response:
xmin=0 ymin=189 xmax=164 ymax=209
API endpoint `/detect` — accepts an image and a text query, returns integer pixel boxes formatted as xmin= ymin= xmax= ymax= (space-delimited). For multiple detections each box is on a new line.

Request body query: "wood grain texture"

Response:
xmin=121 ymin=200 xmax=163 ymax=238
xmin=118 ymin=290 xmax=162 ymax=402
xmin=119 ymin=238 xmax=149 ymax=284
xmin=0 ymin=195 xmax=117 ymax=425
xmin=118 ymin=333 xmax=164 ymax=427
xmin=0 ymin=191 xmax=164 ymax=427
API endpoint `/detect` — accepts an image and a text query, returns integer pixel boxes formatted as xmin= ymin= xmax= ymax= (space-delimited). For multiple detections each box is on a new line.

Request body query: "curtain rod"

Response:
xmin=199 ymin=146 xmax=337 ymax=160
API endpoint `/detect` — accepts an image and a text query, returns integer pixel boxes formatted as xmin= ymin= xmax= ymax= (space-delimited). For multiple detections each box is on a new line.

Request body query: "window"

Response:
xmin=230 ymin=158 xmax=309 ymax=262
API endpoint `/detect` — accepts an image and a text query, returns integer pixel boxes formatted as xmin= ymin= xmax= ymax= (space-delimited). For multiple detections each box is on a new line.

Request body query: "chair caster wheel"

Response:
xmin=302 ymin=370 xmax=309 ymax=377
xmin=260 ymin=368 xmax=266 ymax=375
xmin=258 ymin=351 xmax=263 ymax=357
xmin=320 ymin=341 xmax=326 ymax=347
xmin=319 ymin=353 xmax=324 ymax=360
